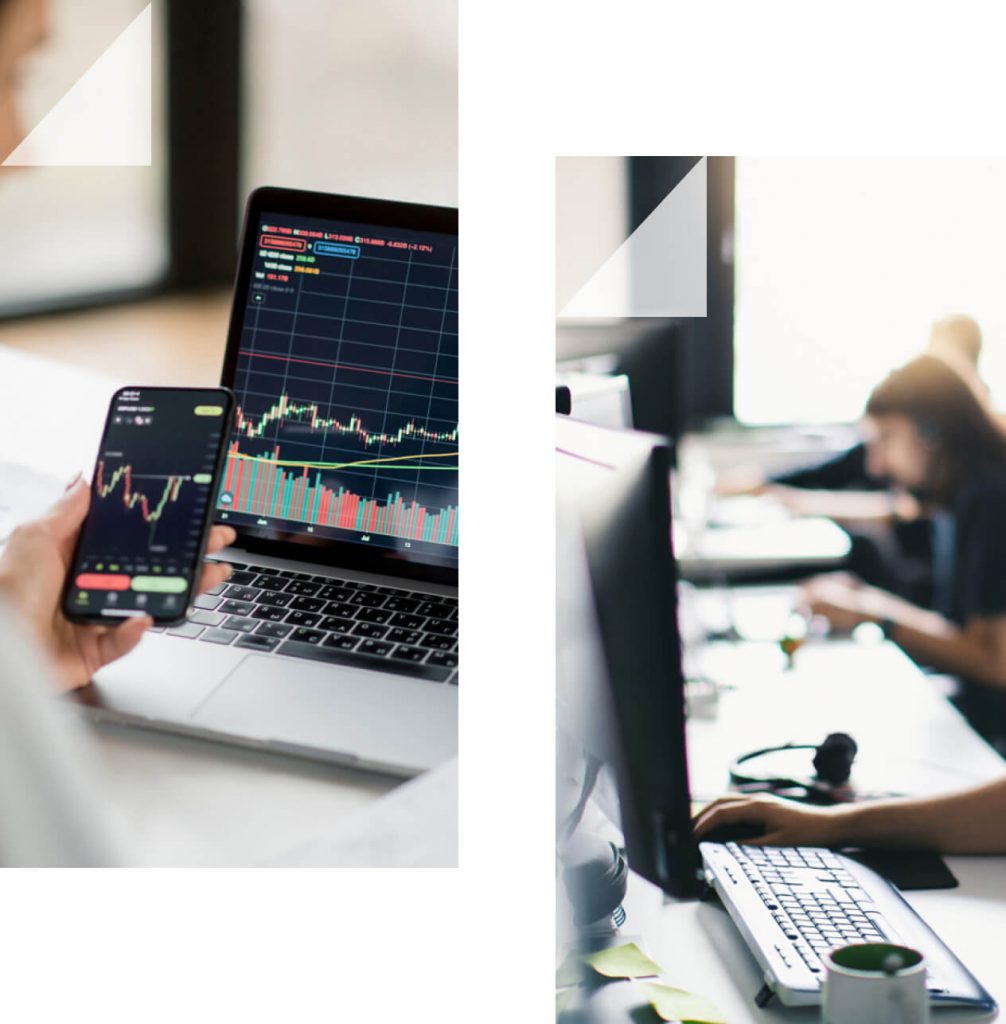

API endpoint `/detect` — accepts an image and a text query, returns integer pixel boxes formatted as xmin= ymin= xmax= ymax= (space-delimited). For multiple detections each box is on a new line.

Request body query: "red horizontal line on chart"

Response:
xmin=243 ymin=351 xmax=458 ymax=385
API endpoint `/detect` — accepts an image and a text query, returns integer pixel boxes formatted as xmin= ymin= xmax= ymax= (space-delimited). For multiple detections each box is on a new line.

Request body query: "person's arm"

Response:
xmin=801 ymin=577 xmax=1006 ymax=690
xmin=804 ymin=480 xmax=1006 ymax=688
xmin=883 ymin=603 xmax=1006 ymax=690
xmin=694 ymin=777 xmax=1006 ymax=853
xmin=770 ymin=442 xmax=873 ymax=491
xmin=716 ymin=443 xmax=871 ymax=498
xmin=770 ymin=485 xmax=914 ymax=526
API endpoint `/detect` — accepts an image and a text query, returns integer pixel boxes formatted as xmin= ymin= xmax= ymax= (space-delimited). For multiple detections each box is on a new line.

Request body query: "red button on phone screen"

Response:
xmin=75 ymin=574 xmax=131 ymax=590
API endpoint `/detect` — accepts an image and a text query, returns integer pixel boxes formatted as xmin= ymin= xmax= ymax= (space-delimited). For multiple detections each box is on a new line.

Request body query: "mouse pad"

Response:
xmin=839 ymin=847 xmax=959 ymax=890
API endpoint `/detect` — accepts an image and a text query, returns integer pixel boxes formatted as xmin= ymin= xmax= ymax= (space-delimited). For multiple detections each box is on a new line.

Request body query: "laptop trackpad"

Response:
xmin=191 ymin=655 xmax=457 ymax=775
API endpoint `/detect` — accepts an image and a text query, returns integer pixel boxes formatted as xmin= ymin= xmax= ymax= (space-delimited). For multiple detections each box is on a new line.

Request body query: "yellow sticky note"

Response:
xmin=584 ymin=942 xmax=662 ymax=979
xmin=640 ymin=981 xmax=727 ymax=1023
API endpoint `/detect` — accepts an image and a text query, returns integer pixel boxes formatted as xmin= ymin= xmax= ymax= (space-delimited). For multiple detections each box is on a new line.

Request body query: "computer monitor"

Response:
xmin=556 ymin=415 xmax=703 ymax=898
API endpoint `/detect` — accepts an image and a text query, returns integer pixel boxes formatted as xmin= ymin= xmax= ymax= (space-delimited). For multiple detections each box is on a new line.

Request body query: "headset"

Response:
xmin=729 ymin=732 xmax=859 ymax=805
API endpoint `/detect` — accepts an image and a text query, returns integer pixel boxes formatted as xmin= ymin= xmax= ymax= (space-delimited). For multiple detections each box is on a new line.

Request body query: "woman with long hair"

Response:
xmin=696 ymin=351 xmax=1006 ymax=850
xmin=799 ymin=352 xmax=1006 ymax=746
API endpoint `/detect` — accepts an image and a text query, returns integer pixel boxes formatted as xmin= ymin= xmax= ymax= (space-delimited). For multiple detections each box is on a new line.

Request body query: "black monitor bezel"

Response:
xmin=218 ymin=187 xmax=458 ymax=586
xmin=557 ymin=416 xmax=703 ymax=898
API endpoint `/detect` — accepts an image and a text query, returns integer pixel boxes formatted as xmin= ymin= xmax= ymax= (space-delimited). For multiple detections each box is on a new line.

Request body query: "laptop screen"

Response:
xmin=217 ymin=203 xmax=458 ymax=573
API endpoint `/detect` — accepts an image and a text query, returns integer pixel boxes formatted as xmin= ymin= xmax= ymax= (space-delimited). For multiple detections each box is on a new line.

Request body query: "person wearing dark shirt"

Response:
xmin=799 ymin=353 xmax=1006 ymax=748
xmin=771 ymin=441 xmax=872 ymax=490
xmin=720 ymin=316 xmax=986 ymax=605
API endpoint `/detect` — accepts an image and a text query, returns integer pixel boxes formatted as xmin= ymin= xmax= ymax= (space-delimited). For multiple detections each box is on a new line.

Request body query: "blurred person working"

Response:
xmin=719 ymin=315 xmax=985 ymax=605
xmin=797 ymin=354 xmax=1006 ymax=749
xmin=720 ymin=314 xmax=983 ymax=502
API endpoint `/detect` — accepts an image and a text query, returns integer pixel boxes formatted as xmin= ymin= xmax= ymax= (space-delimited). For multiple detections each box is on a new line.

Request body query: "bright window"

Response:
xmin=733 ymin=158 xmax=1006 ymax=424
xmin=0 ymin=0 xmax=167 ymax=313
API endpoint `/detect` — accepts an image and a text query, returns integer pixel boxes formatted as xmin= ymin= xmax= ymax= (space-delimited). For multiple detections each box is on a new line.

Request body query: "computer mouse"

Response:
xmin=700 ymin=821 xmax=767 ymax=845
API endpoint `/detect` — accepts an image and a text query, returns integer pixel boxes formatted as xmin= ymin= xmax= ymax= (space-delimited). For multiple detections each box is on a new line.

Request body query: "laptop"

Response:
xmin=76 ymin=188 xmax=458 ymax=777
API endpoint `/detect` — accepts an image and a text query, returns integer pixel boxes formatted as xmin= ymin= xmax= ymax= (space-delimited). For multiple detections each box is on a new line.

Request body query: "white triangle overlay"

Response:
xmin=558 ymin=157 xmax=707 ymax=318
xmin=3 ymin=4 xmax=152 ymax=167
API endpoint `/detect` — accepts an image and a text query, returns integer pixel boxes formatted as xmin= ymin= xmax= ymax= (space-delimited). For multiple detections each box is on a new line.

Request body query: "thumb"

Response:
xmin=94 ymin=615 xmax=152 ymax=668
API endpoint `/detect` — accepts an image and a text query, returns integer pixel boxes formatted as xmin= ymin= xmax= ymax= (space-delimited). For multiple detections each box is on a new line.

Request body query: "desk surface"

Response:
xmin=562 ymin=596 xmax=1006 ymax=1021
xmin=623 ymin=854 xmax=1004 ymax=1023
xmin=0 ymin=328 xmax=416 ymax=866
xmin=674 ymin=494 xmax=851 ymax=581
xmin=0 ymin=291 xmax=231 ymax=386
xmin=676 ymin=516 xmax=851 ymax=580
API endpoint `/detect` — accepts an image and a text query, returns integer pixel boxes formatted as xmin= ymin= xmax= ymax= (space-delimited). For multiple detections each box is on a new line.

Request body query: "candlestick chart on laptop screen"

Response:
xmin=217 ymin=212 xmax=458 ymax=568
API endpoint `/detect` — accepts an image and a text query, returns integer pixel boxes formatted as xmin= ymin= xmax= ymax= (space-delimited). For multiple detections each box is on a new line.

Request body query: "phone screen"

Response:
xmin=63 ymin=387 xmax=235 ymax=624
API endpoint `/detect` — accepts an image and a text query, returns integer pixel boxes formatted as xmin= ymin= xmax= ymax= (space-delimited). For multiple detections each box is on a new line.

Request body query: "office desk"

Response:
xmin=0 ymin=291 xmax=231 ymax=386
xmin=574 ymin=624 xmax=1005 ymax=1020
xmin=675 ymin=517 xmax=851 ymax=582
xmin=674 ymin=430 xmax=855 ymax=582
xmin=0 ymin=339 xmax=415 ymax=866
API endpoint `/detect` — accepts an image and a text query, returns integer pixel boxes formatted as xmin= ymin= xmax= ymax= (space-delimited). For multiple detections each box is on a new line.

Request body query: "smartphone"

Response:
xmin=62 ymin=386 xmax=236 ymax=626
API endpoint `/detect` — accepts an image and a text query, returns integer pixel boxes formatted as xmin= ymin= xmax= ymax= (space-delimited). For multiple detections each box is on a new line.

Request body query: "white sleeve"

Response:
xmin=0 ymin=598 xmax=122 ymax=866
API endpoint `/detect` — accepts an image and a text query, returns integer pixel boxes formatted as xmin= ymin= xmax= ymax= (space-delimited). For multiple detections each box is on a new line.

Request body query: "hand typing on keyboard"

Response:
xmin=695 ymin=793 xmax=846 ymax=848
xmin=698 ymin=777 xmax=1006 ymax=860
xmin=0 ymin=477 xmax=236 ymax=692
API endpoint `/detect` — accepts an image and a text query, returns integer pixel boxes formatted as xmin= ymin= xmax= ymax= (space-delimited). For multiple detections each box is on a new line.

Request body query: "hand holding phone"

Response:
xmin=0 ymin=479 xmax=236 ymax=692
xmin=62 ymin=387 xmax=236 ymax=626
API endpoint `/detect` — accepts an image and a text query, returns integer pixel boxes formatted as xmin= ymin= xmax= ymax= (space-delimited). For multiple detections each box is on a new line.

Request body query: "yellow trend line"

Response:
xmin=229 ymin=450 xmax=458 ymax=472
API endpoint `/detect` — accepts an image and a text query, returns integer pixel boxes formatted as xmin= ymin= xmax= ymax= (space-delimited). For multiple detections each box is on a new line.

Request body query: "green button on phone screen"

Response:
xmin=131 ymin=576 xmax=188 ymax=593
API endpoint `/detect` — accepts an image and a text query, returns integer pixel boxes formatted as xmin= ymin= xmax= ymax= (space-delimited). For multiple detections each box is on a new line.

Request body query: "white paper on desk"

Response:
xmin=0 ymin=461 xmax=64 ymax=540
xmin=267 ymin=757 xmax=458 ymax=868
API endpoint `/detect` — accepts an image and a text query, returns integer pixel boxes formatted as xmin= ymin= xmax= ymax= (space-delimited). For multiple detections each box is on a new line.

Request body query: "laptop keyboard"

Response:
xmin=151 ymin=562 xmax=457 ymax=684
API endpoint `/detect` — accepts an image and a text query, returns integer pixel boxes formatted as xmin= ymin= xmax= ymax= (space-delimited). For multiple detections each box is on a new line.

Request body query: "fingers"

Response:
xmin=692 ymin=795 xmax=750 ymax=825
xmin=197 ymin=560 xmax=232 ymax=594
xmin=94 ymin=615 xmax=152 ymax=668
xmin=195 ymin=526 xmax=236 ymax=594
xmin=206 ymin=525 xmax=237 ymax=555
xmin=693 ymin=796 xmax=770 ymax=839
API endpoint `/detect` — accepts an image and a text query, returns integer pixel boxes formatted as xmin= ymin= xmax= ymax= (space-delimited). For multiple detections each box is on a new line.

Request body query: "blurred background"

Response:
xmin=0 ymin=0 xmax=457 ymax=382
xmin=557 ymin=157 xmax=1006 ymax=435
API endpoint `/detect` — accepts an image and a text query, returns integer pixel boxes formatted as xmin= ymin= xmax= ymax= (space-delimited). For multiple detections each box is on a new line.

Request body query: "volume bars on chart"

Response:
xmin=220 ymin=395 xmax=458 ymax=546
